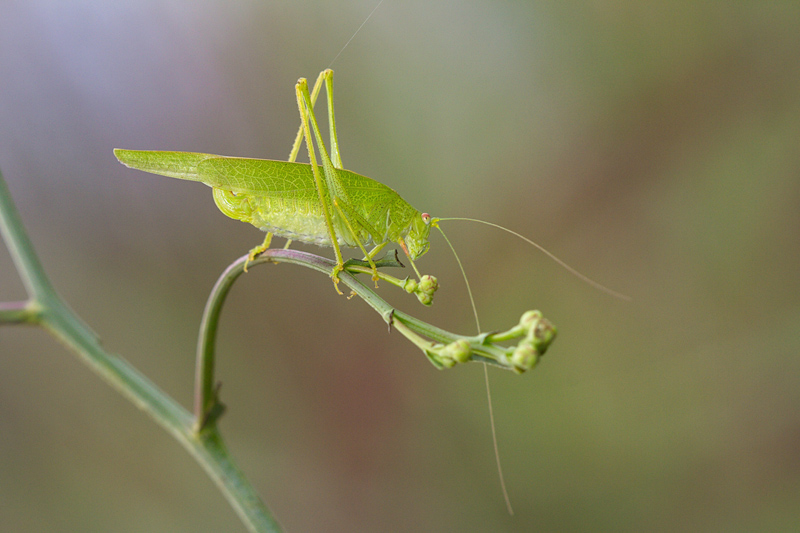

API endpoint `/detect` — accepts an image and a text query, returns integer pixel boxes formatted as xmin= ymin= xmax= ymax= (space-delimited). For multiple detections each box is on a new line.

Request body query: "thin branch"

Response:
xmin=2 ymin=165 xmax=556 ymax=531
xmin=0 ymin=300 xmax=39 ymax=324
xmin=193 ymin=248 xmax=557 ymax=429
xmin=0 ymin=169 xmax=58 ymax=301
xmin=0 ymin=169 xmax=280 ymax=533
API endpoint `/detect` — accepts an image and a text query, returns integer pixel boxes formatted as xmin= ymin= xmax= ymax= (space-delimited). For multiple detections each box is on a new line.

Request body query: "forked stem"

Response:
xmin=0 ymin=169 xmax=279 ymax=533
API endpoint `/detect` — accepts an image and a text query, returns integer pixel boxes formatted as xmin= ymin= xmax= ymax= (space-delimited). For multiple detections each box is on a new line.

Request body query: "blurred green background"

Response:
xmin=2 ymin=1 xmax=799 ymax=531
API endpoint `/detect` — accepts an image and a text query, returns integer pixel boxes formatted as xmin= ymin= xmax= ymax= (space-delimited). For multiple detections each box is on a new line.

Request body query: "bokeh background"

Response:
xmin=2 ymin=1 xmax=799 ymax=531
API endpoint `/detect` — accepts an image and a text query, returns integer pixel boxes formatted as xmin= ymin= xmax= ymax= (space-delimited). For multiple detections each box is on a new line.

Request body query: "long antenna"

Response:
xmin=437 ymin=217 xmax=631 ymax=301
xmin=436 ymin=225 xmax=514 ymax=515
xmin=327 ymin=0 xmax=386 ymax=69
xmin=324 ymin=4 xmax=520 ymax=513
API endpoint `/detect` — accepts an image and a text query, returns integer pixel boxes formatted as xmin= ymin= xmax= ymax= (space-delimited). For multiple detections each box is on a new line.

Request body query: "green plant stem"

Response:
xmin=194 ymin=248 xmax=546 ymax=427
xmin=194 ymin=258 xmax=247 ymax=430
xmin=0 ymin=300 xmax=37 ymax=323
xmin=0 ymin=173 xmax=57 ymax=301
xmin=194 ymin=249 xmax=429 ymax=429
xmin=3 ymin=165 xmax=554 ymax=529
xmin=0 ymin=170 xmax=280 ymax=533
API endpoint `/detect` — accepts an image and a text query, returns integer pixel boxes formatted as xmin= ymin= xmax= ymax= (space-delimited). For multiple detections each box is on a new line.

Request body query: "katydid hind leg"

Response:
xmin=322 ymin=70 xmax=343 ymax=169
xmin=270 ymin=72 xmax=328 ymax=265
xmin=299 ymin=76 xmax=370 ymax=290
xmin=298 ymin=79 xmax=351 ymax=205
xmin=289 ymin=70 xmax=327 ymax=164
xmin=294 ymin=69 xmax=342 ymax=169
xmin=295 ymin=77 xmax=346 ymax=293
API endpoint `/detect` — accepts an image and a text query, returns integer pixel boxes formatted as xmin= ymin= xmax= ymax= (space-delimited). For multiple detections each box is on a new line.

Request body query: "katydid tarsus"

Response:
xmin=115 ymin=68 xmax=626 ymax=515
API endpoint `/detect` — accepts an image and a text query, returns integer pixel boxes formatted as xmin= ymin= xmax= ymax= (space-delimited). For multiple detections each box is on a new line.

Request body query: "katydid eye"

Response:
xmin=421 ymin=213 xmax=430 ymax=224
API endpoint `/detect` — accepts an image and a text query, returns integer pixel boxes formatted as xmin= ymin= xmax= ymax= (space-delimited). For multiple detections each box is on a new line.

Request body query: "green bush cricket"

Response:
xmin=115 ymin=69 xmax=626 ymax=304
xmin=115 ymin=68 xmax=625 ymax=515
xmin=115 ymin=70 xmax=437 ymax=298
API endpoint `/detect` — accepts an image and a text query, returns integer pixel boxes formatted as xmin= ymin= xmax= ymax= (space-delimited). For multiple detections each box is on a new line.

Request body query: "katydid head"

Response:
xmin=404 ymin=212 xmax=434 ymax=260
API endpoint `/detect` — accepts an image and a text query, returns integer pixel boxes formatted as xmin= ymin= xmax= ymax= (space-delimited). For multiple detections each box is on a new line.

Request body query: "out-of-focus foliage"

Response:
xmin=1 ymin=1 xmax=799 ymax=531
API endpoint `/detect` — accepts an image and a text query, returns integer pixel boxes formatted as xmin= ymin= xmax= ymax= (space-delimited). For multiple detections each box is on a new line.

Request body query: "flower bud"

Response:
xmin=511 ymin=342 xmax=538 ymax=372
xmin=441 ymin=339 xmax=471 ymax=364
xmin=519 ymin=310 xmax=543 ymax=329
xmin=403 ymin=278 xmax=418 ymax=294
xmin=416 ymin=292 xmax=433 ymax=306
xmin=419 ymin=275 xmax=438 ymax=293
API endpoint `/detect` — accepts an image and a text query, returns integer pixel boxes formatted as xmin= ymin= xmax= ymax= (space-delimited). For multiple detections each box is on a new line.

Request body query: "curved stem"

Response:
xmin=194 ymin=249 xmax=358 ymax=430
xmin=194 ymin=259 xmax=247 ymax=430
xmin=194 ymin=247 xmax=557 ymax=428
xmin=194 ymin=248 xmax=423 ymax=430
xmin=3 ymin=165 xmax=555 ymax=531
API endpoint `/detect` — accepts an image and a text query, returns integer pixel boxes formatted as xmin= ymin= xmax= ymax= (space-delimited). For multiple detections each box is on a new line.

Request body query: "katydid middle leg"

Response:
xmin=332 ymin=198 xmax=380 ymax=285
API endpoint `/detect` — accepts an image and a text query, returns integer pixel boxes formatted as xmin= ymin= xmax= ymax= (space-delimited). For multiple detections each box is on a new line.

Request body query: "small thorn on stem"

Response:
xmin=386 ymin=309 xmax=395 ymax=332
